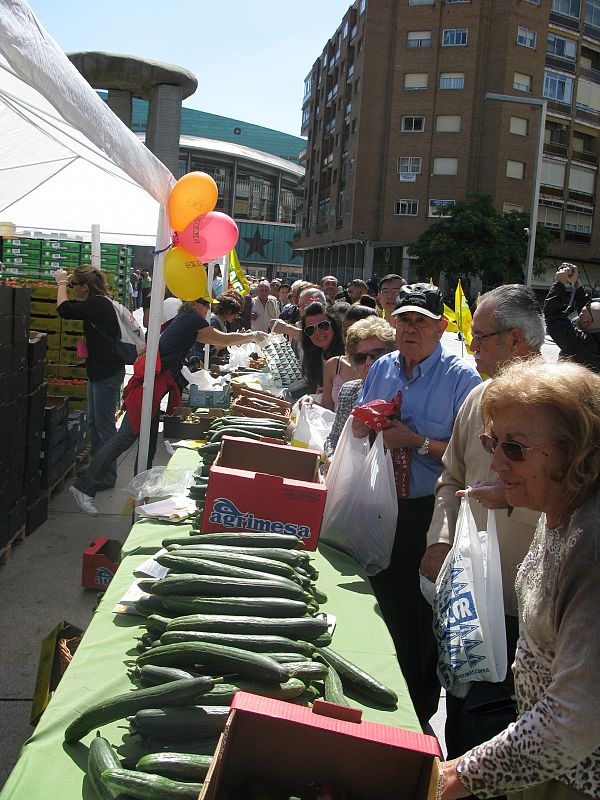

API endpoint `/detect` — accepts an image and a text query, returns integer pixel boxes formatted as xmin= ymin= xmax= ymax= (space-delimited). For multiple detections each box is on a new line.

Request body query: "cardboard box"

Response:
xmin=189 ymin=383 xmax=231 ymax=409
xmin=200 ymin=692 xmax=440 ymax=800
xmin=163 ymin=407 xmax=226 ymax=440
xmin=200 ymin=437 xmax=326 ymax=551
xmin=30 ymin=620 xmax=84 ymax=725
xmin=81 ymin=537 xmax=121 ymax=590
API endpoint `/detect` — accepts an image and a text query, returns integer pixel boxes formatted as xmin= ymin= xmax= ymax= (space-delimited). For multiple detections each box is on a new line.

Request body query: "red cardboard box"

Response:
xmin=81 ymin=537 xmax=121 ymax=590
xmin=200 ymin=437 xmax=326 ymax=551
xmin=200 ymin=692 xmax=441 ymax=800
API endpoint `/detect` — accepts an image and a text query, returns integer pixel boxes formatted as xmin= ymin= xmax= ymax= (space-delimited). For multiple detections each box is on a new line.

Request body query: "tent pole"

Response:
xmin=203 ymin=262 xmax=214 ymax=369
xmin=138 ymin=205 xmax=169 ymax=474
xmin=91 ymin=224 xmax=100 ymax=270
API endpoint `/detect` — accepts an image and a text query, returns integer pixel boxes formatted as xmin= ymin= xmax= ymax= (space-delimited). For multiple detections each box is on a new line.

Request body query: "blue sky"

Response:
xmin=29 ymin=0 xmax=352 ymax=137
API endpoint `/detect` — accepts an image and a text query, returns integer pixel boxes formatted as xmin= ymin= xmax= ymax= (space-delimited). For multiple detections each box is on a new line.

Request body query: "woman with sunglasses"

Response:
xmin=300 ymin=301 xmax=345 ymax=394
xmin=324 ymin=316 xmax=396 ymax=459
xmin=54 ymin=265 xmax=125 ymax=492
xmin=439 ymin=359 xmax=600 ymax=800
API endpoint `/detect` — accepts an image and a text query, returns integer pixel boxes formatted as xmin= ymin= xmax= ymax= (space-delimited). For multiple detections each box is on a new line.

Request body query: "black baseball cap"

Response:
xmin=392 ymin=283 xmax=444 ymax=320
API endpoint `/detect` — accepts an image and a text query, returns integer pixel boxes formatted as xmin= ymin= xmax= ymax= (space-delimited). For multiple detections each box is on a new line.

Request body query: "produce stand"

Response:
xmin=1 ymin=447 xmax=421 ymax=800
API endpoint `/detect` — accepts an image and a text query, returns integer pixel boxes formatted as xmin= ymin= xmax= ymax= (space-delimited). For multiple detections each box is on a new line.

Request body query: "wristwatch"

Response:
xmin=416 ymin=436 xmax=430 ymax=455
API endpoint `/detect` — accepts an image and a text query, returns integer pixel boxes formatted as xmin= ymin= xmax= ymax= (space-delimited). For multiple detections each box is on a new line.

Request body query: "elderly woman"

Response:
xmin=440 ymin=359 xmax=600 ymax=800
xmin=324 ymin=316 xmax=396 ymax=458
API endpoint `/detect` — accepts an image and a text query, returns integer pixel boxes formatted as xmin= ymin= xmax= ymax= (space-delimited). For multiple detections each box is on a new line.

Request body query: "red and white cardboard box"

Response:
xmin=200 ymin=691 xmax=441 ymax=800
xmin=81 ymin=537 xmax=121 ymax=590
xmin=200 ymin=436 xmax=326 ymax=551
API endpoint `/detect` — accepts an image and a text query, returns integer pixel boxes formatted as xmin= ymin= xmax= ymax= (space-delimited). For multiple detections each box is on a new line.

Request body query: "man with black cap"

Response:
xmin=352 ymin=282 xmax=481 ymax=726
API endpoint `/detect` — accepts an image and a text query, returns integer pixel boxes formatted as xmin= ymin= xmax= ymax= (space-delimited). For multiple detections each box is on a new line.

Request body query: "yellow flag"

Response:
xmin=227 ymin=249 xmax=250 ymax=295
xmin=455 ymin=280 xmax=473 ymax=347
xmin=443 ymin=303 xmax=458 ymax=333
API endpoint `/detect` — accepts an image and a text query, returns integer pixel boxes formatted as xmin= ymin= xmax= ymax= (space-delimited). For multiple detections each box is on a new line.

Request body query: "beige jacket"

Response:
xmin=426 ymin=381 xmax=539 ymax=617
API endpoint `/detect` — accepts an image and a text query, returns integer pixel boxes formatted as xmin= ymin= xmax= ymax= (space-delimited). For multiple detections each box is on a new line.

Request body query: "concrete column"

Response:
xmin=106 ymin=89 xmax=132 ymax=128
xmin=363 ymin=240 xmax=374 ymax=279
xmin=146 ymin=83 xmax=184 ymax=175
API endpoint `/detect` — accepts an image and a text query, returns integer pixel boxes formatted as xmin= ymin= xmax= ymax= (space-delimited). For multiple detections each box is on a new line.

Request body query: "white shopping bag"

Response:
xmin=291 ymin=402 xmax=335 ymax=454
xmin=320 ymin=422 xmax=397 ymax=575
xmin=432 ymin=494 xmax=507 ymax=696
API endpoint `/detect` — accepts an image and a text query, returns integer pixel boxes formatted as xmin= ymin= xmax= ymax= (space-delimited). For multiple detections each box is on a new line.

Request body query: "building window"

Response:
xmin=565 ymin=210 xmax=592 ymax=232
xmin=401 ymin=115 xmax=425 ymax=131
xmin=538 ymin=205 xmax=562 ymax=228
xmin=526 ymin=0 xmax=540 ymax=4
xmin=510 ymin=116 xmax=529 ymax=136
xmin=513 ymin=72 xmax=532 ymax=92
xmin=436 ymin=114 xmax=461 ymax=132
xmin=541 ymin=159 xmax=566 ymax=187
xmin=343 ymin=21 xmax=349 ymax=38
xmin=442 ymin=28 xmax=468 ymax=46
xmin=446 ymin=0 xmax=471 ymax=3
xmin=439 ymin=72 xmax=465 ymax=89
xmin=360 ymin=0 xmax=366 ymax=13
xmin=586 ymin=0 xmax=600 ymax=27
xmin=409 ymin=0 xmax=434 ymax=5
xmin=433 ymin=157 xmax=459 ymax=175
xmin=547 ymin=33 xmax=577 ymax=62
xmin=577 ymin=79 xmax=600 ymax=113
xmin=407 ymin=30 xmax=431 ymax=47
xmin=354 ymin=78 xmax=360 ymax=95
xmin=503 ymin=203 xmax=524 ymax=213
xmin=405 ymin=72 xmax=428 ymax=90
xmin=395 ymin=200 xmax=419 ymax=216
xmin=398 ymin=156 xmax=422 ymax=174
xmin=569 ymin=165 xmax=595 ymax=193
xmin=517 ymin=27 xmax=537 ymax=48
xmin=543 ymin=70 xmax=573 ymax=104
xmin=303 ymin=76 xmax=312 ymax=99
xmin=551 ymin=0 xmax=580 ymax=18
xmin=428 ymin=199 xmax=455 ymax=216
xmin=351 ymin=118 xmax=357 ymax=133
xmin=302 ymin=107 xmax=310 ymax=126
xmin=506 ymin=160 xmax=525 ymax=179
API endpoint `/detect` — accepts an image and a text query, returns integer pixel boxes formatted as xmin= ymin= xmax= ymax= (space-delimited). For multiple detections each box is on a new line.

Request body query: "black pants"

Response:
xmin=369 ymin=495 xmax=440 ymax=726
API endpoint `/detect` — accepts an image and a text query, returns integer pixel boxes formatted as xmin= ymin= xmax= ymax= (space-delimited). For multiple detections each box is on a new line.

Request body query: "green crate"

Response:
xmin=2 ymin=237 xmax=42 ymax=250
xmin=2 ymin=244 xmax=43 ymax=256
xmin=31 ymin=315 xmax=61 ymax=333
xmin=2 ymin=254 xmax=42 ymax=266
xmin=41 ymin=240 xmax=82 ymax=254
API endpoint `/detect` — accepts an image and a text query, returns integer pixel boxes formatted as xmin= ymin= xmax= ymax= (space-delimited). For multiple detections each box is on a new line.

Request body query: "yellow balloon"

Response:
xmin=164 ymin=247 xmax=209 ymax=301
xmin=169 ymin=172 xmax=218 ymax=232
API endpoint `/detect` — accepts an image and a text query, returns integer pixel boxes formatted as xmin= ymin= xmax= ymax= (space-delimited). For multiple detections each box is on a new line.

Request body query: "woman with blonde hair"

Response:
xmin=440 ymin=359 xmax=600 ymax=800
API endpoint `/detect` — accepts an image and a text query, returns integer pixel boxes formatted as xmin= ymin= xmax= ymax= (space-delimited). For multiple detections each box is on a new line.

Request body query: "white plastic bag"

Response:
xmin=432 ymin=494 xmax=507 ymax=696
xmin=121 ymin=466 xmax=196 ymax=504
xmin=291 ymin=403 xmax=335 ymax=454
xmin=320 ymin=423 xmax=397 ymax=575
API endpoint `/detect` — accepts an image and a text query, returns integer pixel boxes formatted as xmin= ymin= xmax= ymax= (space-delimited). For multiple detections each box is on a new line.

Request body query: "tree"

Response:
xmin=408 ymin=193 xmax=551 ymax=289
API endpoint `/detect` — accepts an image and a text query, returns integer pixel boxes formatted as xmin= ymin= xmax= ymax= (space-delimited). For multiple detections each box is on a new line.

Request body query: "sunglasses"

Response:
xmin=304 ymin=320 xmax=332 ymax=337
xmin=479 ymin=432 xmax=555 ymax=462
xmin=354 ymin=348 xmax=388 ymax=365
xmin=69 ymin=281 xmax=82 ymax=287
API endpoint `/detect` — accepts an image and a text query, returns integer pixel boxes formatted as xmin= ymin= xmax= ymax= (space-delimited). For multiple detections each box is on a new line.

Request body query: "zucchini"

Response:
xmin=196 ymin=442 xmax=221 ymax=454
xmin=87 ymin=734 xmax=123 ymax=800
xmin=150 ymin=574 xmax=307 ymax=601
xmin=132 ymin=706 xmax=229 ymax=742
xmin=136 ymin=641 xmax=291 ymax=683
xmin=318 ymin=647 xmax=398 ymax=708
xmin=64 ymin=676 xmax=215 ymax=743
xmin=210 ymin=427 xmax=265 ymax=442
xmin=198 ymin=677 xmax=306 ymax=705
xmin=165 ymin=614 xmax=329 ymax=641
xmin=101 ymin=766 xmax=202 ymax=799
xmin=171 ymin=532 xmax=302 ymax=549
xmin=158 ymin=630 xmax=314 ymax=656
xmin=311 ymin=632 xmax=333 ymax=648
xmin=312 ymin=587 xmax=328 ymax=604
xmin=154 ymin=555 xmax=300 ymax=589
xmin=162 ymin=548 xmax=296 ymax=580
xmin=161 ymin=595 xmax=310 ymax=618
xmin=264 ymin=652 xmax=309 ymax=664
xmin=138 ymin=665 xmax=198 ymax=687
xmin=324 ymin=663 xmax=351 ymax=707
xmin=136 ymin=752 xmax=212 ymax=782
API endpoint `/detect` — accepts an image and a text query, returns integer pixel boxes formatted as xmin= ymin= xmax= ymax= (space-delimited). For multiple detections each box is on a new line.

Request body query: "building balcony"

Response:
xmin=547 ymin=99 xmax=572 ymax=115
xmin=564 ymin=229 xmax=592 ymax=242
xmin=572 ymin=149 xmax=599 ymax=165
xmin=545 ymin=54 xmax=576 ymax=73
xmin=583 ymin=23 xmax=600 ymax=41
xmin=575 ymin=105 xmax=600 ymax=124
xmin=579 ymin=63 xmax=600 ymax=84
xmin=549 ymin=11 xmax=580 ymax=31
xmin=569 ymin=188 xmax=595 ymax=203
xmin=539 ymin=184 xmax=565 ymax=198
xmin=543 ymin=142 xmax=568 ymax=158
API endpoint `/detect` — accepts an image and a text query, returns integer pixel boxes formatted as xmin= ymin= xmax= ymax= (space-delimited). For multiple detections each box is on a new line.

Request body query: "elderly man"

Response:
xmin=251 ymin=280 xmax=279 ymax=332
xmin=422 ymin=284 xmax=545 ymax=758
xmin=543 ymin=262 xmax=600 ymax=373
xmin=377 ymin=273 xmax=406 ymax=321
xmin=352 ymin=283 xmax=481 ymax=725
xmin=320 ymin=275 xmax=339 ymax=305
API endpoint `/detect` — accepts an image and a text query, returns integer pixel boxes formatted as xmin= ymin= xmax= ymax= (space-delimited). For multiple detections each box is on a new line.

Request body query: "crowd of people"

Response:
xmin=54 ymin=261 xmax=600 ymax=799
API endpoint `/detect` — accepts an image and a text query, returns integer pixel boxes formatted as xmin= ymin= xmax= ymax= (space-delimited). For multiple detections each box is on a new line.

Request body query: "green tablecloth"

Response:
xmin=1 ymin=448 xmax=419 ymax=800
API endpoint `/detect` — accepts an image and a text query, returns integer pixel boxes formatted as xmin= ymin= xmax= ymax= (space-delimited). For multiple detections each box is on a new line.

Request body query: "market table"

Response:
xmin=1 ymin=448 xmax=421 ymax=800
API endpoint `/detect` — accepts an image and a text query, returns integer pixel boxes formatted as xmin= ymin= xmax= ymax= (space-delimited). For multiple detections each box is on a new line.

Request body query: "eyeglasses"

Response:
xmin=479 ymin=432 xmax=555 ymax=462
xmin=354 ymin=348 xmax=388 ymax=365
xmin=304 ymin=320 xmax=332 ymax=336
xmin=380 ymin=288 xmax=401 ymax=297
xmin=470 ymin=329 xmax=508 ymax=345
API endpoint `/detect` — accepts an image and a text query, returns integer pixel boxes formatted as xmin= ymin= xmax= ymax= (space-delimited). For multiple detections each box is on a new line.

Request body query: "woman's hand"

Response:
xmin=440 ymin=759 xmax=471 ymax=799
xmin=297 ymin=394 xmax=314 ymax=408
xmin=53 ymin=268 xmax=69 ymax=285
xmin=456 ymin=478 xmax=509 ymax=509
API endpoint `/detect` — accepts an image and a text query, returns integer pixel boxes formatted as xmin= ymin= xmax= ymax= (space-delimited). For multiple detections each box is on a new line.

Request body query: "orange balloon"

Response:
xmin=164 ymin=246 xmax=209 ymax=301
xmin=169 ymin=172 xmax=218 ymax=232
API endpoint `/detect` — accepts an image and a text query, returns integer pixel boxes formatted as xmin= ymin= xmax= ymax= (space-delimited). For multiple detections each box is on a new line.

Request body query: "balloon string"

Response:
xmin=151 ymin=243 xmax=173 ymax=257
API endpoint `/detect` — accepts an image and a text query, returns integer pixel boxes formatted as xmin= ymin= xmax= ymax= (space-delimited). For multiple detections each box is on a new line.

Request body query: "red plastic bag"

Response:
xmin=351 ymin=396 xmax=400 ymax=431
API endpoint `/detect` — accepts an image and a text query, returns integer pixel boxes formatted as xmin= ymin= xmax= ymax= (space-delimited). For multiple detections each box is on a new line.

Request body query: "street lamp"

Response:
xmin=484 ymin=92 xmax=547 ymax=288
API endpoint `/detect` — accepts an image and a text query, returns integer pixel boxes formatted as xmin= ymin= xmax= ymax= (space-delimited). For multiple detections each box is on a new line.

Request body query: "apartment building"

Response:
xmin=295 ymin=0 xmax=600 ymax=290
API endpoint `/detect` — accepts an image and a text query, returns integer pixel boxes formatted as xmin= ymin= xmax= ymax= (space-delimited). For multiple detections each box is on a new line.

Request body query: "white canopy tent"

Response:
xmin=0 ymin=0 xmax=175 ymax=470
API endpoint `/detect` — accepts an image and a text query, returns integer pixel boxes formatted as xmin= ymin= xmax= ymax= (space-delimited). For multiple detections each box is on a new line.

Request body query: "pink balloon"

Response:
xmin=176 ymin=212 xmax=239 ymax=261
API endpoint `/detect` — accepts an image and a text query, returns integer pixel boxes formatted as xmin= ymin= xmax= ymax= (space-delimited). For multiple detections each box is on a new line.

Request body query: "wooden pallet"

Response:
xmin=0 ymin=525 xmax=26 ymax=565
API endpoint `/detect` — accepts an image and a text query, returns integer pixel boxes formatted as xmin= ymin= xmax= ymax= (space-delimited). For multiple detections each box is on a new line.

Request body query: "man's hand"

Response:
xmin=420 ymin=543 xmax=451 ymax=583
xmin=456 ymin=478 xmax=509 ymax=509
xmin=555 ymin=263 xmax=579 ymax=285
xmin=382 ymin=419 xmax=422 ymax=450
xmin=351 ymin=415 xmax=370 ymax=438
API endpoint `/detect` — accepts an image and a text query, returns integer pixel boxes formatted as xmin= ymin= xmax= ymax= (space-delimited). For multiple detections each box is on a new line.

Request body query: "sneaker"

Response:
xmin=69 ymin=485 xmax=98 ymax=517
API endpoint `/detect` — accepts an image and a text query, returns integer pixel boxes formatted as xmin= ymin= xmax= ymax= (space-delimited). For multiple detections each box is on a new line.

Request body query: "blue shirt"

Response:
xmin=358 ymin=343 xmax=481 ymax=497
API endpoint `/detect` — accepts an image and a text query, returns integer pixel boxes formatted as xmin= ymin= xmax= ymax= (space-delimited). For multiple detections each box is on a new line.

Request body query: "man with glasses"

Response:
xmin=352 ymin=283 xmax=481 ymax=726
xmin=377 ymin=273 xmax=406 ymax=321
xmin=423 ymin=284 xmax=545 ymax=760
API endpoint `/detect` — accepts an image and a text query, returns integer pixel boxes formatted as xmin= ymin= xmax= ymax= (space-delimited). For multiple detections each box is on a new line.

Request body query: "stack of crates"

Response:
xmin=40 ymin=397 xmax=76 ymax=489
xmin=1 ymin=237 xmax=44 ymax=280
xmin=25 ymin=333 xmax=49 ymax=535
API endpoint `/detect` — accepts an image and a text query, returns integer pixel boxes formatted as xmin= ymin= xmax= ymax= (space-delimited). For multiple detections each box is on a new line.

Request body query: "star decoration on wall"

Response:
xmin=286 ymin=241 xmax=302 ymax=261
xmin=243 ymin=228 xmax=271 ymax=257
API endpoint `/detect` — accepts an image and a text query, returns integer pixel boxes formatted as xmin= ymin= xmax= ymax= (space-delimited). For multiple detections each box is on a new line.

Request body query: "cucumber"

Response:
xmin=324 ymin=663 xmax=352 ymax=707
xmin=138 ymin=665 xmax=198 ymax=687
xmin=312 ymin=587 xmax=328 ymax=604
xmin=135 ymin=594 xmax=171 ymax=618
xmin=161 ymin=595 xmax=310 ymax=618
xmin=311 ymin=632 xmax=333 ymax=648
xmin=150 ymin=574 xmax=307 ymax=601
xmin=210 ymin=427 xmax=265 ymax=442
xmin=283 ymin=660 xmax=330 ymax=682
xmin=198 ymin=677 xmax=305 ymax=705
xmin=155 ymin=555 xmax=300 ymax=589
xmin=162 ymin=548 xmax=296 ymax=580
xmin=87 ymin=734 xmax=123 ymax=800
xmin=318 ymin=647 xmax=399 ymax=708
xmin=196 ymin=442 xmax=221 ymax=454
xmin=101 ymin=766 xmax=202 ymax=799
xmin=136 ymin=641 xmax=291 ymax=683
xmin=137 ymin=579 xmax=157 ymax=593
xmin=172 ymin=532 xmax=302 ymax=549
xmin=264 ymin=652 xmax=309 ymax=664
xmin=165 ymin=614 xmax=329 ymax=641
xmin=167 ymin=543 xmax=309 ymax=569
xmin=64 ymin=676 xmax=215 ymax=743
xmin=136 ymin=752 xmax=212 ymax=782
xmin=158 ymin=630 xmax=314 ymax=656
xmin=132 ymin=706 xmax=230 ymax=742
xmin=146 ymin=615 xmax=174 ymax=635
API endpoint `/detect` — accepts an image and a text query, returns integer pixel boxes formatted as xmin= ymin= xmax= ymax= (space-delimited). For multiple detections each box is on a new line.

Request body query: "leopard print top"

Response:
xmin=456 ymin=490 xmax=600 ymax=798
